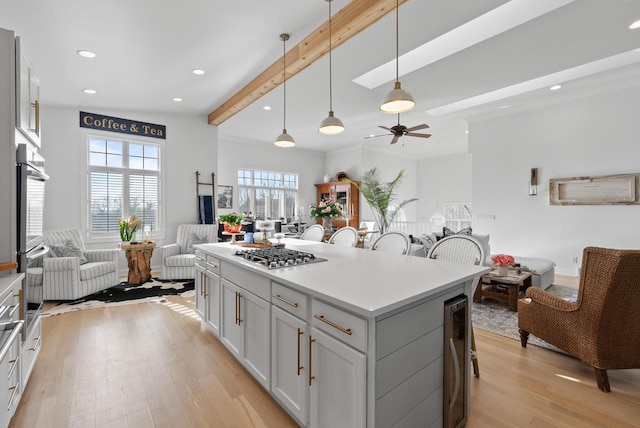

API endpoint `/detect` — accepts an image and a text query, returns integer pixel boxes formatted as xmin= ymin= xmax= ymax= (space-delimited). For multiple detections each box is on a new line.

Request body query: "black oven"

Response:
xmin=16 ymin=143 xmax=48 ymax=337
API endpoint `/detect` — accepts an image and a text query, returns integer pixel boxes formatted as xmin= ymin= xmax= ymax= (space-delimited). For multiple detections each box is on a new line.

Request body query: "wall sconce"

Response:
xmin=529 ymin=168 xmax=538 ymax=196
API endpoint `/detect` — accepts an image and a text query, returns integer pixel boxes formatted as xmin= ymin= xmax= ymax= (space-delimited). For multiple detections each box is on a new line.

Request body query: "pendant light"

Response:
xmin=318 ymin=0 xmax=344 ymax=135
xmin=430 ymin=142 xmax=446 ymax=227
xmin=380 ymin=0 xmax=415 ymax=114
xmin=275 ymin=33 xmax=296 ymax=148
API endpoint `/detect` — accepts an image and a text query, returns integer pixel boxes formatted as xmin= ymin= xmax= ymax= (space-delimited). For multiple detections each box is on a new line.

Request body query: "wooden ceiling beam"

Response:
xmin=208 ymin=0 xmax=408 ymax=126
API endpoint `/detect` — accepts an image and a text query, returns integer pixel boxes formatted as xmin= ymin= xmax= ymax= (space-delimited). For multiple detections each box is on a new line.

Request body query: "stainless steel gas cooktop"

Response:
xmin=233 ymin=247 xmax=327 ymax=269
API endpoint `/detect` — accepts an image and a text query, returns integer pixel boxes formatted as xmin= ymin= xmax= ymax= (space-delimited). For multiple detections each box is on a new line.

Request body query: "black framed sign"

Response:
xmin=80 ymin=111 xmax=166 ymax=139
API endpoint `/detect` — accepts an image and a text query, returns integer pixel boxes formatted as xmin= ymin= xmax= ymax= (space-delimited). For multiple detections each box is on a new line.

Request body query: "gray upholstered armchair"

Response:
xmin=160 ymin=224 xmax=217 ymax=280
xmin=36 ymin=229 xmax=120 ymax=300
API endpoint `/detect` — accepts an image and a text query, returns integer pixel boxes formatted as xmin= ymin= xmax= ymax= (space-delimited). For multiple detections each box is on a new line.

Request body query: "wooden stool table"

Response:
xmin=120 ymin=242 xmax=156 ymax=285
xmin=473 ymin=268 xmax=533 ymax=311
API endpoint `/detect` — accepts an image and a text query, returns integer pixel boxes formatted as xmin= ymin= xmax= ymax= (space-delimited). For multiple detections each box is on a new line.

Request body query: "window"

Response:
xmin=443 ymin=202 xmax=472 ymax=231
xmin=237 ymin=169 xmax=297 ymax=220
xmin=88 ymin=137 xmax=161 ymax=238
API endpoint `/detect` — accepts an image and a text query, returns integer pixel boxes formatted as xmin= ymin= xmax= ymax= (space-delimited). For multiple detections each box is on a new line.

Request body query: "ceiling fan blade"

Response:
xmin=406 ymin=123 xmax=429 ymax=132
xmin=378 ymin=125 xmax=392 ymax=132
xmin=390 ymin=135 xmax=400 ymax=145
xmin=405 ymin=132 xmax=432 ymax=139
xmin=364 ymin=133 xmax=392 ymax=139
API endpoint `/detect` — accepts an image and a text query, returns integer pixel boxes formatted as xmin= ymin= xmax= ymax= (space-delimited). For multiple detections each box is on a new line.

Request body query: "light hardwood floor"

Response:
xmin=9 ymin=275 xmax=640 ymax=427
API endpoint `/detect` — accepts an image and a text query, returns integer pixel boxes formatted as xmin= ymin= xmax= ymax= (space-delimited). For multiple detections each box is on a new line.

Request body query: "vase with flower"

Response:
xmin=310 ymin=199 xmax=343 ymax=231
xmin=491 ymin=254 xmax=515 ymax=276
xmin=119 ymin=214 xmax=141 ymax=245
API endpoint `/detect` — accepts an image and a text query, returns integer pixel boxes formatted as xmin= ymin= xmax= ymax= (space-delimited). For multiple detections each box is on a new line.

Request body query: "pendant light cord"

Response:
xmin=395 ymin=0 xmax=399 ymax=84
xmin=282 ymin=35 xmax=287 ymax=130
xmin=328 ymin=0 xmax=333 ymax=111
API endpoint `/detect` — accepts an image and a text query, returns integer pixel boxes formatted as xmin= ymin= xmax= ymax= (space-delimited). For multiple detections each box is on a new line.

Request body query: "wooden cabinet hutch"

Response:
xmin=314 ymin=181 xmax=359 ymax=228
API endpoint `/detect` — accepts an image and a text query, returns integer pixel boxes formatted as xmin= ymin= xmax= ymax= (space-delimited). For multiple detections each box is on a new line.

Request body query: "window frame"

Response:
xmin=442 ymin=201 xmax=472 ymax=232
xmin=237 ymin=168 xmax=298 ymax=220
xmin=84 ymin=133 xmax=164 ymax=243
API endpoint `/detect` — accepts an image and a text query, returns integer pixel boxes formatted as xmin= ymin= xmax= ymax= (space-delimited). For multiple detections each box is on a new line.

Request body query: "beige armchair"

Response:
xmin=160 ymin=224 xmax=217 ymax=280
xmin=37 ymin=229 xmax=120 ymax=300
xmin=518 ymin=246 xmax=640 ymax=392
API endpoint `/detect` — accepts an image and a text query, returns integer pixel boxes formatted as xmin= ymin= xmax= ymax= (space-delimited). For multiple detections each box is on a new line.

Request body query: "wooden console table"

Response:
xmin=120 ymin=242 xmax=156 ymax=285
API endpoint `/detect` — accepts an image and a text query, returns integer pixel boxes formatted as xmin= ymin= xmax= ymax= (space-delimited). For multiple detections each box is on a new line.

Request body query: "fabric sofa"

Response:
xmin=410 ymin=231 xmax=556 ymax=290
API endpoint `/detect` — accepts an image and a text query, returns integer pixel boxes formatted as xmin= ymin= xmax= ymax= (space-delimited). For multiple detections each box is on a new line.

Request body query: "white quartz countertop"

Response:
xmin=195 ymin=239 xmax=489 ymax=318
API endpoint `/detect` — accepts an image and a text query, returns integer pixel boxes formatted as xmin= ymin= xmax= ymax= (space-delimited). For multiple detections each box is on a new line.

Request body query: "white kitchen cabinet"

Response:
xmin=220 ymin=278 xmax=270 ymax=388
xmin=194 ymin=240 xmax=486 ymax=428
xmin=271 ymin=306 xmax=308 ymax=424
xmin=309 ymin=327 xmax=366 ymax=428
xmin=194 ymin=264 xmax=206 ymax=320
xmin=15 ymin=37 xmax=40 ymax=148
xmin=195 ymin=252 xmax=221 ymax=337
xmin=0 ymin=274 xmax=25 ymax=428
xmin=205 ymin=270 xmax=221 ymax=337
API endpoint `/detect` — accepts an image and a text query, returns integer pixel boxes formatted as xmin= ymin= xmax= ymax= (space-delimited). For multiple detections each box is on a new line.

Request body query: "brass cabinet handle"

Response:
xmin=235 ymin=292 xmax=243 ymax=325
xmin=273 ymin=294 xmax=299 ymax=308
xmin=314 ymin=314 xmax=352 ymax=336
xmin=297 ymin=328 xmax=303 ymax=376
xmin=308 ymin=335 xmax=315 ymax=386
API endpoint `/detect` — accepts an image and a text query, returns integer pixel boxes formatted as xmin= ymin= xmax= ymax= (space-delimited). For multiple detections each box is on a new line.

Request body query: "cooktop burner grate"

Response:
xmin=233 ymin=247 xmax=327 ymax=269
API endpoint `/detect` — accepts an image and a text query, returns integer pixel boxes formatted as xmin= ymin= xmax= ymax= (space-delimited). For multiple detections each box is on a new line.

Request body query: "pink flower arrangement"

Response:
xmin=491 ymin=254 xmax=515 ymax=266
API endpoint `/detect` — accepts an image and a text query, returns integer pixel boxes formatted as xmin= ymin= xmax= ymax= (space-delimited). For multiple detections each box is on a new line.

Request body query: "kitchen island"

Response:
xmin=194 ymin=239 xmax=488 ymax=428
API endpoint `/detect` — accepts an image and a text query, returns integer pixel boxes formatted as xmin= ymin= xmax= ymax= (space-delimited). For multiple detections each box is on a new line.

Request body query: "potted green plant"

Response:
xmin=118 ymin=214 xmax=141 ymax=242
xmin=219 ymin=213 xmax=245 ymax=233
xmin=345 ymin=167 xmax=417 ymax=234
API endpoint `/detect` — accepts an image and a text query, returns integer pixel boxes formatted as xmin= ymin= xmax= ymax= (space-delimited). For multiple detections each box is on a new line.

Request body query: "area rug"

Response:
xmin=42 ymin=277 xmax=195 ymax=317
xmin=472 ymin=284 xmax=577 ymax=351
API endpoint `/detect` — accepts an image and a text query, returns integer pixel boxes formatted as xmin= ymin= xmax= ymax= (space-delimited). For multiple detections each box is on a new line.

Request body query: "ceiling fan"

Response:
xmin=366 ymin=114 xmax=431 ymax=145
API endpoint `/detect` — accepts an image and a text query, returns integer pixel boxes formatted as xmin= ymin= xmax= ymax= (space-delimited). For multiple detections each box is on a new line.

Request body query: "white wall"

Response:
xmin=217 ymin=139 xmax=326 ymax=221
xmin=325 ymin=145 xmax=420 ymax=223
xmin=470 ymin=86 xmax=640 ymax=275
xmin=417 ymin=153 xmax=472 ymax=227
xmin=40 ymin=106 xmax=217 ymax=271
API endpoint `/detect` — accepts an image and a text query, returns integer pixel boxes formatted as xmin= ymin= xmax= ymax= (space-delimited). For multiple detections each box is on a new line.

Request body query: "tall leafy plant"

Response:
xmin=347 ymin=167 xmax=417 ymax=234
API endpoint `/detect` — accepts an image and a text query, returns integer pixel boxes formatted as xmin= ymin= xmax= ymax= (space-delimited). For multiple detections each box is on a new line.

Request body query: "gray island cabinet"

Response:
xmin=194 ymin=239 xmax=487 ymax=428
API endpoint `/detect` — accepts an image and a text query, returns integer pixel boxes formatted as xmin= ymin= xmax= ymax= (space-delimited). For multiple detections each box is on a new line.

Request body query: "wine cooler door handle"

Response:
xmin=449 ymin=337 xmax=461 ymax=412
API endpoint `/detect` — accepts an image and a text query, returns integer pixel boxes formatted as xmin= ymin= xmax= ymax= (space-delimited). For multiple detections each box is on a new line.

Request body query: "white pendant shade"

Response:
xmin=380 ymin=81 xmax=415 ymax=113
xmin=318 ymin=111 xmax=344 ymax=135
xmin=274 ymin=129 xmax=295 ymax=148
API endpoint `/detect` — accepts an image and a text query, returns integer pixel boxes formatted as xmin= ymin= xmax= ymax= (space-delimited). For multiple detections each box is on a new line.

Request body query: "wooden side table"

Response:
xmin=120 ymin=242 xmax=156 ymax=285
xmin=473 ymin=268 xmax=533 ymax=311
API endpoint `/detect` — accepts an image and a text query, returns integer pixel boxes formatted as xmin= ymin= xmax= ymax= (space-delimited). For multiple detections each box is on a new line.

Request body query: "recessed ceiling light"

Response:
xmin=550 ymin=84 xmax=562 ymax=90
xmin=465 ymin=130 xmax=469 ymax=134
xmin=77 ymin=50 xmax=96 ymax=58
xmin=173 ymin=97 xmax=183 ymax=102
xmin=192 ymin=69 xmax=205 ymax=75
xmin=263 ymin=105 xmax=272 ymax=111
xmin=630 ymin=19 xmax=640 ymax=29
xmin=82 ymin=89 xmax=97 ymax=94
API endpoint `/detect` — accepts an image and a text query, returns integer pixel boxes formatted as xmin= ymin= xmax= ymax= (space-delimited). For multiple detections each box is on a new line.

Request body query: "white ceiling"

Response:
xmin=1 ymin=0 xmax=639 ymax=159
